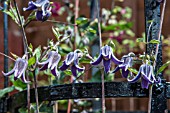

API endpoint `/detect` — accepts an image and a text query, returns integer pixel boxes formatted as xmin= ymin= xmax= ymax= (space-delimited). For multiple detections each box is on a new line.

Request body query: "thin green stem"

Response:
xmin=148 ymin=85 xmax=153 ymax=113
xmin=96 ymin=0 xmax=105 ymax=112
xmin=101 ymin=70 xmax=105 ymax=113
xmin=13 ymin=0 xmax=29 ymax=54
xmin=0 ymin=52 xmax=15 ymax=61
xmin=46 ymin=20 xmax=77 ymax=26
xmin=33 ymin=69 xmax=39 ymax=113
xmin=96 ymin=0 xmax=102 ymax=48
xmin=154 ymin=0 xmax=166 ymax=69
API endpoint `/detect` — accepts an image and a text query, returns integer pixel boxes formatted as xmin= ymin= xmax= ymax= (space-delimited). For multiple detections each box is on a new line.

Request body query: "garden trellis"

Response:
xmin=0 ymin=0 xmax=169 ymax=113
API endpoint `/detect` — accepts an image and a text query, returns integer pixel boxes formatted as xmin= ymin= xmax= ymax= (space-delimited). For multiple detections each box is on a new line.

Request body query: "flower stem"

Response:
xmin=67 ymin=76 xmax=73 ymax=113
xmin=74 ymin=0 xmax=79 ymax=50
xmin=96 ymin=0 xmax=102 ymax=48
xmin=96 ymin=0 xmax=105 ymax=112
xmin=154 ymin=0 xmax=166 ymax=68
xmin=13 ymin=0 xmax=29 ymax=54
xmin=101 ymin=70 xmax=106 ymax=113
xmin=0 ymin=52 xmax=15 ymax=61
xmin=46 ymin=20 xmax=77 ymax=26
xmin=148 ymin=85 xmax=153 ymax=113
xmin=33 ymin=70 xmax=39 ymax=113
xmin=26 ymin=71 xmax=30 ymax=113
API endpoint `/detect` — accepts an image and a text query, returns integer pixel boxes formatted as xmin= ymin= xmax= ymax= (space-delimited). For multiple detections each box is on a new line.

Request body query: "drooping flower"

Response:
xmin=51 ymin=2 xmax=61 ymax=17
xmin=23 ymin=0 xmax=52 ymax=21
xmin=91 ymin=45 xmax=122 ymax=73
xmin=59 ymin=50 xmax=85 ymax=77
xmin=2 ymin=57 xmax=29 ymax=83
xmin=38 ymin=50 xmax=61 ymax=77
xmin=127 ymin=64 xmax=160 ymax=89
xmin=112 ymin=52 xmax=135 ymax=78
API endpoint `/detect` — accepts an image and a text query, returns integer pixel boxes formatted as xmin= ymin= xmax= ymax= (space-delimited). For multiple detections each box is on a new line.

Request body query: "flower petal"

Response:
xmin=101 ymin=45 xmax=111 ymax=58
xmin=65 ymin=52 xmax=75 ymax=65
xmin=121 ymin=67 xmax=129 ymax=78
xmin=112 ymin=66 xmax=120 ymax=73
xmin=2 ymin=69 xmax=15 ymax=77
xmin=21 ymin=72 xmax=30 ymax=83
xmin=17 ymin=59 xmax=28 ymax=79
xmin=111 ymin=53 xmax=122 ymax=65
xmin=39 ymin=63 xmax=48 ymax=71
xmin=127 ymin=67 xmax=142 ymax=83
xmin=23 ymin=1 xmax=37 ymax=11
xmin=36 ymin=10 xmax=43 ymax=21
xmin=51 ymin=68 xmax=59 ymax=77
xmin=51 ymin=53 xmax=61 ymax=70
xmin=74 ymin=59 xmax=85 ymax=72
xmin=103 ymin=59 xmax=111 ymax=73
xmin=141 ymin=77 xmax=150 ymax=89
xmin=71 ymin=65 xmax=77 ymax=77
xmin=59 ymin=61 xmax=69 ymax=71
xmin=141 ymin=65 xmax=154 ymax=83
xmin=91 ymin=53 xmax=102 ymax=65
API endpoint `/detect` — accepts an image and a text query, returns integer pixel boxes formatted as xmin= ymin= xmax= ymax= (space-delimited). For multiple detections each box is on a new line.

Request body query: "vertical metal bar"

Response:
xmin=90 ymin=0 xmax=102 ymax=112
xmin=144 ymin=0 xmax=167 ymax=112
xmin=3 ymin=1 xmax=8 ymax=113
xmin=3 ymin=0 xmax=8 ymax=88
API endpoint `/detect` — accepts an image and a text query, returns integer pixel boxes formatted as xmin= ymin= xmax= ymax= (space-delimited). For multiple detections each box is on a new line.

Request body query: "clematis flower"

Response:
xmin=127 ymin=64 xmax=160 ymax=89
xmin=112 ymin=52 xmax=135 ymax=78
xmin=59 ymin=50 xmax=85 ymax=77
xmin=38 ymin=50 xmax=61 ymax=77
xmin=91 ymin=45 xmax=122 ymax=73
xmin=2 ymin=57 xmax=29 ymax=83
xmin=23 ymin=0 xmax=52 ymax=21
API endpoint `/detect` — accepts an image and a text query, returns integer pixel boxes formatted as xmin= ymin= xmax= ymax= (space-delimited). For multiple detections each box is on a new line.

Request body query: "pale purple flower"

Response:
xmin=38 ymin=50 xmax=61 ymax=77
xmin=59 ymin=50 xmax=85 ymax=77
xmin=91 ymin=45 xmax=122 ymax=73
xmin=112 ymin=52 xmax=135 ymax=78
xmin=2 ymin=58 xmax=29 ymax=83
xmin=23 ymin=0 xmax=52 ymax=21
xmin=127 ymin=64 xmax=160 ymax=89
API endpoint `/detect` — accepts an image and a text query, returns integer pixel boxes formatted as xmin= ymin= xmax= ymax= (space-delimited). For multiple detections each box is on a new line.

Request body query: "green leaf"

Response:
xmin=157 ymin=61 xmax=170 ymax=75
xmin=0 ymin=86 xmax=15 ymax=98
xmin=125 ymin=29 xmax=135 ymax=37
xmin=149 ymin=39 xmax=160 ymax=44
xmin=128 ymin=68 xmax=138 ymax=74
xmin=10 ymin=52 xmax=18 ymax=59
xmin=28 ymin=56 xmax=36 ymax=66
xmin=108 ymin=40 xmax=116 ymax=50
xmin=33 ymin=46 xmax=41 ymax=60
xmin=76 ymin=17 xmax=88 ymax=25
xmin=64 ymin=70 xmax=72 ymax=75
xmin=9 ymin=76 xmax=27 ymax=91
xmin=136 ymin=38 xmax=145 ymax=43
xmin=79 ymin=58 xmax=91 ymax=64
xmin=52 ymin=26 xmax=61 ymax=41
xmin=86 ymin=27 xmax=96 ymax=34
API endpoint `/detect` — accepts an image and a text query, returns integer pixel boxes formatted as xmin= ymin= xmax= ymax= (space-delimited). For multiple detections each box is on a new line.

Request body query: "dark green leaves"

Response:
xmin=149 ymin=39 xmax=160 ymax=44
xmin=0 ymin=86 xmax=15 ymax=98
xmin=28 ymin=56 xmax=36 ymax=67
xmin=76 ymin=17 xmax=88 ymax=25
xmin=157 ymin=61 xmax=170 ymax=75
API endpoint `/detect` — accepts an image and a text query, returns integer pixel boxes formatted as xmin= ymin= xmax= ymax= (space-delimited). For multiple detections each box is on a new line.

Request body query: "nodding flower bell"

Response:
xmin=23 ymin=0 xmax=52 ymax=21
xmin=112 ymin=52 xmax=135 ymax=78
xmin=38 ymin=50 xmax=61 ymax=77
xmin=2 ymin=57 xmax=29 ymax=83
xmin=127 ymin=63 xmax=161 ymax=89
xmin=91 ymin=45 xmax=122 ymax=73
xmin=59 ymin=49 xmax=85 ymax=77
